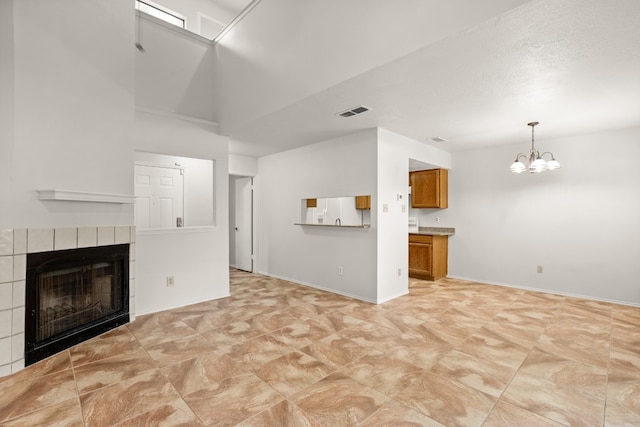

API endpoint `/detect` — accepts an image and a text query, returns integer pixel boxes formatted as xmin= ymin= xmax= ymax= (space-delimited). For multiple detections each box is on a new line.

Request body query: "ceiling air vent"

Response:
xmin=337 ymin=105 xmax=371 ymax=118
xmin=427 ymin=136 xmax=448 ymax=143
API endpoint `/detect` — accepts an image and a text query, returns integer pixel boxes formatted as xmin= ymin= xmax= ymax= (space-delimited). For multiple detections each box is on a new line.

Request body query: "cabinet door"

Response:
xmin=355 ymin=195 xmax=371 ymax=210
xmin=409 ymin=242 xmax=432 ymax=278
xmin=410 ymin=169 xmax=448 ymax=208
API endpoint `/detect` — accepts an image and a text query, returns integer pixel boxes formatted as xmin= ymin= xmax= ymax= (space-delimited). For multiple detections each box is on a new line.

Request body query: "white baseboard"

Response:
xmin=257 ymin=271 xmax=378 ymax=304
xmin=447 ymin=275 xmax=640 ymax=308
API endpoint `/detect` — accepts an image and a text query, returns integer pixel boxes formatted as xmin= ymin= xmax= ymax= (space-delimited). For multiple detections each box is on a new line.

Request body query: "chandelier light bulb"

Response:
xmin=510 ymin=160 xmax=526 ymax=173
xmin=546 ymin=158 xmax=561 ymax=170
xmin=531 ymin=157 xmax=547 ymax=173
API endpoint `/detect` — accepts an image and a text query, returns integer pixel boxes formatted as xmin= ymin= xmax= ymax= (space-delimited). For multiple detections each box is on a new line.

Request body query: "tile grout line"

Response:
xmin=601 ymin=306 xmax=614 ymax=427
xmin=67 ymin=348 xmax=89 ymax=427
xmin=477 ymin=289 xmax=566 ymax=426
xmin=476 ymin=288 xmax=527 ymax=426
xmin=129 ymin=321 xmax=210 ymax=427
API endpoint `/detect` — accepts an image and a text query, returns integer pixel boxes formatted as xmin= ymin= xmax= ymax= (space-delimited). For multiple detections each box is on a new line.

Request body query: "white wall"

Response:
xmin=376 ymin=128 xmax=452 ymax=302
xmin=183 ymin=155 xmax=215 ymax=227
xmin=257 ymin=129 xmax=379 ymax=302
xmin=3 ymin=0 xmax=135 ymax=229
xmin=418 ymin=126 xmax=640 ymax=305
xmin=0 ymin=1 xmax=136 ymax=374
xmin=135 ymin=12 xmax=215 ymax=122
xmin=229 ymin=153 xmax=258 ymax=176
xmin=133 ymin=110 xmax=229 ymax=315
xmin=135 ymin=228 xmax=225 ymax=314
xmin=0 ymin=0 xmax=14 ymax=227
xmin=133 ymin=12 xmax=232 ymax=314
xmin=256 ymin=127 xmax=453 ymax=303
xmin=1 ymin=0 xmax=230 ymax=318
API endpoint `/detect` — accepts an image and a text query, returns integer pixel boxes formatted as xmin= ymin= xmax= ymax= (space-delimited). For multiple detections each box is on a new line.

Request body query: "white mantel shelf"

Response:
xmin=37 ymin=189 xmax=136 ymax=204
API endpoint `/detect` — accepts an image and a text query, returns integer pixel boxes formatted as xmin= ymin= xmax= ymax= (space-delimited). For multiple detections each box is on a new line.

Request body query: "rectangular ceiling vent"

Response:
xmin=337 ymin=105 xmax=371 ymax=118
xmin=428 ymin=136 xmax=448 ymax=143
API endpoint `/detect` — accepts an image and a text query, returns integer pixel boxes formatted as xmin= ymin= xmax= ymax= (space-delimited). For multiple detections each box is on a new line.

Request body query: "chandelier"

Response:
xmin=510 ymin=122 xmax=561 ymax=174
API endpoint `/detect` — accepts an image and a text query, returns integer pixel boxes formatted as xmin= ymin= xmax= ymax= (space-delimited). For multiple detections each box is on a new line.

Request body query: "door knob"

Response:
xmin=235 ymin=227 xmax=239 ymax=231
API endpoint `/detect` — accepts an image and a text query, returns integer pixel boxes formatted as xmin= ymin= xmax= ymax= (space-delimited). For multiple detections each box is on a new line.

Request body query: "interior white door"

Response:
xmin=135 ymin=165 xmax=184 ymax=229
xmin=234 ymin=177 xmax=252 ymax=272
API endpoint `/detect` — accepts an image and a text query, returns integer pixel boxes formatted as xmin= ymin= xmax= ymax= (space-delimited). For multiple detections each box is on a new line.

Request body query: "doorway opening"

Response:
xmin=229 ymin=175 xmax=253 ymax=272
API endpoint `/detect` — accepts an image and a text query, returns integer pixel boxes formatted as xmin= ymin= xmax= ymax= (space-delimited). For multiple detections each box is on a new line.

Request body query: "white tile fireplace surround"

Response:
xmin=0 ymin=226 xmax=136 ymax=378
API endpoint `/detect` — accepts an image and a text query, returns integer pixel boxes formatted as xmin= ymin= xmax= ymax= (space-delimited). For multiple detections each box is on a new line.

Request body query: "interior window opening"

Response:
xmin=135 ymin=0 xmax=185 ymax=29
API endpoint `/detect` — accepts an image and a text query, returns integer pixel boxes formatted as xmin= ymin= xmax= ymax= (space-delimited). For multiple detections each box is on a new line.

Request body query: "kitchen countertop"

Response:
xmin=409 ymin=226 xmax=455 ymax=236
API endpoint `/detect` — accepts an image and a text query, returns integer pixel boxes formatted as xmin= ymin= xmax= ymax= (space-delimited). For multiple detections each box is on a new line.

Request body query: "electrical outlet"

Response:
xmin=537 ymin=266 xmax=543 ymax=274
xmin=338 ymin=266 xmax=343 ymax=276
xmin=383 ymin=204 xmax=389 ymax=213
xmin=166 ymin=276 xmax=175 ymax=286
xmin=435 ymin=217 xmax=440 ymax=223
xmin=401 ymin=204 xmax=406 ymax=213
xmin=397 ymin=268 xmax=402 ymax=276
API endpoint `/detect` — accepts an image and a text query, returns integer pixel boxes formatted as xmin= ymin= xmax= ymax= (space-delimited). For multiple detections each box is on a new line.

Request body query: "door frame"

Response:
xmin=230 ymin=175 xmax=254 ymax=272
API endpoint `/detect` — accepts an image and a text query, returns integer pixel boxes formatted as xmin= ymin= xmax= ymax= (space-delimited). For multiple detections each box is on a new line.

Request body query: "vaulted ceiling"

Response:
xmin=209 ymin=0 xmax=640 ymax=157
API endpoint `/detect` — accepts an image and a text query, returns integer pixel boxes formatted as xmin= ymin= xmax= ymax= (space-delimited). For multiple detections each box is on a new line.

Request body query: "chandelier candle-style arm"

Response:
xmin=510 ymin=122 xmax=561 ymax=174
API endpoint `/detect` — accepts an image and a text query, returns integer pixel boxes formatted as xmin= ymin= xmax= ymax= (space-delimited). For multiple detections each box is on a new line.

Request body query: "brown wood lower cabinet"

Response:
xmin=409 ymin=234 xmax=448 ymax=281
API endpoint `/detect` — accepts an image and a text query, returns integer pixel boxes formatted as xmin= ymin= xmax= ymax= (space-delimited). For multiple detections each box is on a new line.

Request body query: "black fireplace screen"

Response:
xmin=37 ymin=262 xmax=120 ymax=341
xmin=25 ymin=244 xmax=130 ymax=365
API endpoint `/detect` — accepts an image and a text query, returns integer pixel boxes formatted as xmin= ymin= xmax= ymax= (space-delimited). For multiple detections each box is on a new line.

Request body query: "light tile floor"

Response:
xmin=1 ymin=270 xmax=639 ymax=426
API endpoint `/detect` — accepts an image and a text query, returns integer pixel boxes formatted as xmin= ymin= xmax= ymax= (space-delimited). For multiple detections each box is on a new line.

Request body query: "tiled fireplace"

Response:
xmin=0 ymin=226 xmax=136 ymax=378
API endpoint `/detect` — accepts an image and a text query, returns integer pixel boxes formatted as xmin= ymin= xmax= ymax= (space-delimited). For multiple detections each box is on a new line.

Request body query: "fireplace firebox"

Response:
xmin=25 ymin=244 xmax=130 ymax=365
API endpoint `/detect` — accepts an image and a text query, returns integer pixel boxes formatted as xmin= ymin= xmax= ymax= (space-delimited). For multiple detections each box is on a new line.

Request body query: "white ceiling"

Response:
xmin=211 ymin=0 xmax=640 ymax=157
xmin=210 ymin=0 xmax=251 ymax=16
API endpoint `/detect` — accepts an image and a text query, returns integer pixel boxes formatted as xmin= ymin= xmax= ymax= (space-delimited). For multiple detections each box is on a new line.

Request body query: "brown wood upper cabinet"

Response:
xmin=355 ymin=195 xmax=371 ymax=210
xmin=410 ymin=169 xmax=448 ymax=208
